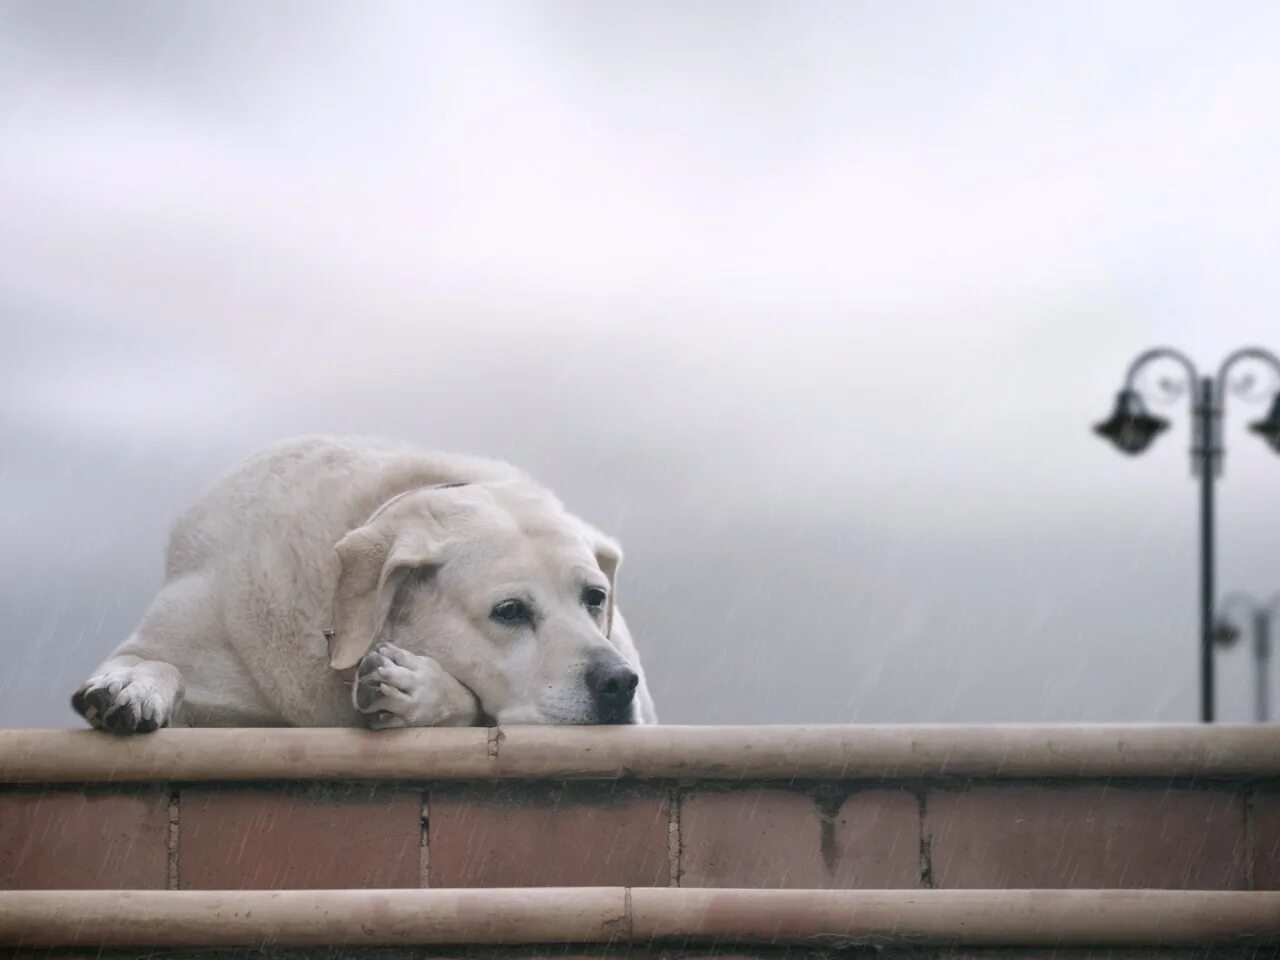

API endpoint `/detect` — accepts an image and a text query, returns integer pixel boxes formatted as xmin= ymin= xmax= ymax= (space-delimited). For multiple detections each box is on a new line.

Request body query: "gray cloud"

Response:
xmin=2 ymin=0 xmax=1277 ymax=726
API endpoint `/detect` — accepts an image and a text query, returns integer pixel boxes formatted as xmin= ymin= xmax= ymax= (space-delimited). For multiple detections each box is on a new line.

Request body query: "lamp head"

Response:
xmin=1093 ymin=389 xmax=1169 ymax=455
xmin=1248 ymin=393 xmax=1280 ymax=453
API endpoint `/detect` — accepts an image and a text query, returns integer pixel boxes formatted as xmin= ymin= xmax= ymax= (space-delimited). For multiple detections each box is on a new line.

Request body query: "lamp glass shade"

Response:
xmin=1248 ymin=394 xmax=1280 ymax=453
xmin=1093 ymin=389 xmax=1169 ymax=455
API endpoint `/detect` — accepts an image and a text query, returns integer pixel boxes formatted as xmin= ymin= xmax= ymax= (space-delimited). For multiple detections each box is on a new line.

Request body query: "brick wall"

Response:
xmin=3 ymin=778 xmax=1275 ymax=892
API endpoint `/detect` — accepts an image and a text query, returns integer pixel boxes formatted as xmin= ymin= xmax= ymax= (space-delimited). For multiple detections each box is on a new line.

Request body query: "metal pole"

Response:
xmin=1256 ymin=609 xmax=1272 ymax=723
xmin=1197 ymin=378 xmax=1216 ymax=723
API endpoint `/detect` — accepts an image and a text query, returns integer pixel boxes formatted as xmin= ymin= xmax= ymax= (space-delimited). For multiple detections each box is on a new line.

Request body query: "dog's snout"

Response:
xmin=585 ymin=659 xmax=639 ymax=723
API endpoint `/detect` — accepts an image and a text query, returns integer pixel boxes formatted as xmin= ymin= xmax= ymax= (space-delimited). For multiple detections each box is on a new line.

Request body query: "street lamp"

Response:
xmin=1212 ymin=592 xmax=1279 ymax=722
xmin=1093 ymin=346 xmax=1280 ymax=723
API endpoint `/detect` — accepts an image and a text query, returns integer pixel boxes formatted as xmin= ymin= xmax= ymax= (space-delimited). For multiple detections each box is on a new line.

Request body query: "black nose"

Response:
xmin=585 ymin=659 xmax=639 ymax=723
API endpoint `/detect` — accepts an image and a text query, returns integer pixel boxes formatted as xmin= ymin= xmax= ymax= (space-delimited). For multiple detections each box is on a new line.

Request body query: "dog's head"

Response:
xmin=328 ymin=481 xmax=639 ymax=724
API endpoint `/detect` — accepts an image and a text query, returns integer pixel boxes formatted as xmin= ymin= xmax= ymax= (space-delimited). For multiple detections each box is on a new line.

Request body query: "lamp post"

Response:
xmin=1212 ymin=593 xmax=1279 ymax=723
xmin=1093 ymin=347 xmax=1280 ymax=723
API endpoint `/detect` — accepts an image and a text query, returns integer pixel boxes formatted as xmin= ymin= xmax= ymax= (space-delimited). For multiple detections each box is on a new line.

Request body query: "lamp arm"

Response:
xmin=1123 ymin=348 xmax=1200 ymax=417
xmin=1215 ymin=347 xmax=1280 ymax=409
xmin=1124 ymin=347 xmax=1199 ymax=389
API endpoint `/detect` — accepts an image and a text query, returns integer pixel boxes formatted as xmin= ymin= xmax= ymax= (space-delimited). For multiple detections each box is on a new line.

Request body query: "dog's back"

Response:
xmin=165 ymin=436 xmax=523 ymax=580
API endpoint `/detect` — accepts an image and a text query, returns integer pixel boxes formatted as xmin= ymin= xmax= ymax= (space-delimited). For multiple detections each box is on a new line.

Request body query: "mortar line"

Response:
xmin=1244 ymin=785 xmax=1255 ymax=890
xmin=667 ymin=788 xmax=682 ymax=887
xmin=917 ymin=789 xmax=934 ymax=889
xmin=166 ymin=787 xmax=180 ymax=890
xmin=420 ymin=789 xmax=431 ymax=889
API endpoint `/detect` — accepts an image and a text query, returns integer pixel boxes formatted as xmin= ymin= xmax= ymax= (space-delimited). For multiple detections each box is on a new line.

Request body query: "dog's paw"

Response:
xmin=354 ymin=643 xmax=477 ymax=729
xmin=72 ymin=671 xmax=173 ymax=734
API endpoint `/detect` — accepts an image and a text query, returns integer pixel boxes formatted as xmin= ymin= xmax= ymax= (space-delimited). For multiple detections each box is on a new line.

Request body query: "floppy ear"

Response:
xmin=329 ymin=523 xmax=441 ymax=670
xmin=581 ymin=522 xmax=623 ymax=638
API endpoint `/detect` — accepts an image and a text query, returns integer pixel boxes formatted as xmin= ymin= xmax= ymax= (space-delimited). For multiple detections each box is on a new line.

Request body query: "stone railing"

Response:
xmin=1 ymin=724 xmax=1277 ymax=956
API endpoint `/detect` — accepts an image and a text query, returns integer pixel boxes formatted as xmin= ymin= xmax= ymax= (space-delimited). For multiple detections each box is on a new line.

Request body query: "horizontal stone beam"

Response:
xmin=2 ymin=888 xmax=1278 ymax=948
xmin=3 ymin=724 xmax=1278 ymax=782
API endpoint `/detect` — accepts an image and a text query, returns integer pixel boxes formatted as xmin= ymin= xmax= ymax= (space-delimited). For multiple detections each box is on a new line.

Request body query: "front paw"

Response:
xmin=72 ymin=671 xmax=173 ymax=734
xmin=354 ymin=643 xmax=477 ymax=729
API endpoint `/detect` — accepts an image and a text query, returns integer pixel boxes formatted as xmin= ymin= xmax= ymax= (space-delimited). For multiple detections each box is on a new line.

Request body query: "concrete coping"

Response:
xmin=2 ymin=888 xmax=1279 ymax=947
xmin=1 ymin=724 xmax=1277 ymax=782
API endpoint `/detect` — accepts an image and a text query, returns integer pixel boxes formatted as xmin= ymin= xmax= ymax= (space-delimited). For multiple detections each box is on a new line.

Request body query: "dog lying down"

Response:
xmin=72 ymin=437 xmax=656 ymax=732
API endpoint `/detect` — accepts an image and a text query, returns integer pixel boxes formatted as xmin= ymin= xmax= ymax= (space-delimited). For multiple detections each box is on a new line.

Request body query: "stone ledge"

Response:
xmin=1 ymin=889 xmax=1278 ymax=948
xmin=2 ymin=725 xmax=1278 ymax=783
xmin=4 ymin=727 xmax=1276 ymax=895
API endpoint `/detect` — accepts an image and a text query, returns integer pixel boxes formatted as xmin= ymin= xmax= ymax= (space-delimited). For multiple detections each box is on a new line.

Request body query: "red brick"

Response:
xmin=680 ymin=788 xmax=920 ymax=888
xmin=1252 ymin=789 xmax=1280 ymax=889
xmin=679 ymin=788 xmax=826 ymax=888
xmin=832 ymin=789 xmax=922 ymax=887
xmin=178 ymin=785 xmax=420 ymax=889
xmin=428 ymin=783 xmax=669 ymax=887
xmin=927 ymin=785 xmax=1246 ymax=889
xmin=0 ymin=788 xmax=169 ymax=890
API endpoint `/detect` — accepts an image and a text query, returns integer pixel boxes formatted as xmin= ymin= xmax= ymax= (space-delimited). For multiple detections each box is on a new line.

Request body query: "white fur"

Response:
xmin=73 ymin=436 xmax=656 ymax=731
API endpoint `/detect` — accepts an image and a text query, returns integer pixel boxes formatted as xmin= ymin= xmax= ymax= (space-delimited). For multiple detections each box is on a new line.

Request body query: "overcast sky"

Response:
xmin=2 ymin=1 xmax=1279 ymax=727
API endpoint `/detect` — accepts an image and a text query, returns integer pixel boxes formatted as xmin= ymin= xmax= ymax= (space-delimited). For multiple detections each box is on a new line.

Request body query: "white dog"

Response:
xmin=72 ymin=437 xmax=656 ymax=732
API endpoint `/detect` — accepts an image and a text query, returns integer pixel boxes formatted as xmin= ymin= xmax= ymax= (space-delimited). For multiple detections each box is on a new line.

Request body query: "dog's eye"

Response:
xmin=491 ymin=599 xmax=532 ymax=625
xmin=582 ymin=587 xmax=607 ymax=611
